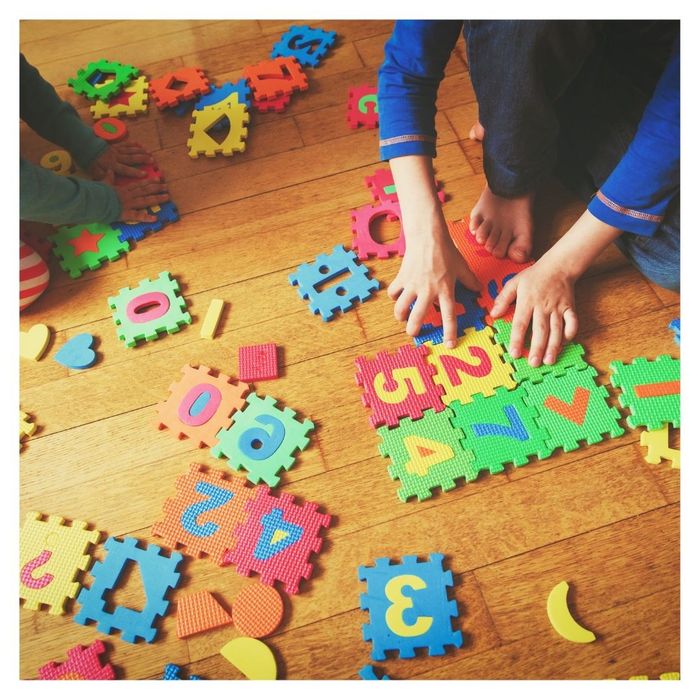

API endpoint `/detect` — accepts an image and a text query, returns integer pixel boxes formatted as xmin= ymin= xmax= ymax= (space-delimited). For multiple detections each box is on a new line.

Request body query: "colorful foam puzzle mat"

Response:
xmin=359 ymin=553 xmax=462 ymax=660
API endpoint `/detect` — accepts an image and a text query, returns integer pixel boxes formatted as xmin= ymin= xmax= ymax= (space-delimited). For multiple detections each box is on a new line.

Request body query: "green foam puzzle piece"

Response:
xmin=377 ymin=407 xmax=477 ymax=502
xmin=67 ymin=59 xmax=140 ymax=101
xmin=492 ymin=319 xmax=588 ymax=384
xmin=210 ymin=393 xmax=314 ymax=486
xmin=107 ymin=271 xmax=191 ymax=348
xmin=449 ymin=384 xmax=551 ymax=472
xmin=523 ymin=366 xmax=626 ymax=452
xmin=50 ymin=222 xmax=130 ymax=279
xmin=609 ymin=355 xmax=680 ymax=430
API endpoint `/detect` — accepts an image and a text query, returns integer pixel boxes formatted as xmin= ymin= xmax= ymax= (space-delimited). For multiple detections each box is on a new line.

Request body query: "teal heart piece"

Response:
xmin=54 ymin=333 xmax=97 ymax=369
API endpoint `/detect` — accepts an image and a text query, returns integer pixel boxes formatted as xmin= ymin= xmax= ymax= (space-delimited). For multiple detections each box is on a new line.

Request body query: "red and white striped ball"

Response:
xmin=20 ymin=240 xmax=50 ymax=312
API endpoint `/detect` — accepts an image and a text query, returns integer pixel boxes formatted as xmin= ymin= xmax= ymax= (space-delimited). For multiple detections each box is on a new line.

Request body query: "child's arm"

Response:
xmin=379 ymin=21 xmax=480 ymax=347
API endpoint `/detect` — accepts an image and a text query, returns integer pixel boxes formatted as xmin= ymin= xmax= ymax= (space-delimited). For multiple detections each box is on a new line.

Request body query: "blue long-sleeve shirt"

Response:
xmin=378 ymin=21 xmax=680 ymax=237
xmin=20 ymin=53 xmax=122 ymax=225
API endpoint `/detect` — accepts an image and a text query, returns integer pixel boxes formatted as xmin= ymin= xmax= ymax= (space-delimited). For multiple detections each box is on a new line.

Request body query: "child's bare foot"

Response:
xmin=469 ymin=185 xmax=534 ymax=262
xmin=469 ymin=120 xmax=485 ymax=141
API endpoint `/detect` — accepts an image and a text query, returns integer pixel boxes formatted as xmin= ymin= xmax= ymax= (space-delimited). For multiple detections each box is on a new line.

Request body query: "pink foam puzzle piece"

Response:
xmin=238 ymin=343 xmax=279 ymax=382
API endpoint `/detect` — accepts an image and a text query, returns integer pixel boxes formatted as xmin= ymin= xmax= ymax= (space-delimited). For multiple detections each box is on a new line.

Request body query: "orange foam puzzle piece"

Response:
xmin=176 ymin=590 xmax=232 ymax=638
xmin=231 ymin=582 xmax=284 ymax=638
xmin=242 ymin=56 xmax=308 ymax=102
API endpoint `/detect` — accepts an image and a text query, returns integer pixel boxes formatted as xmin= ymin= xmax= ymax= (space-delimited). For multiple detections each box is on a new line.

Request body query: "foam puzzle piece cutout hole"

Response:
xmin=238 ymin=343 xmax=279 ymax=382
xmin=546 ymin=580 xmax=596 ymax=644
xmin=40 ymin=149 xmax=73 ymax=175
xmin=201 ymin=298 xmax=225 ymax=339
xmin=20 ymin=323 xmax=51 ymax=361
xmin=176 ymin=590 xmax=232 ymax=638
xmin=640 ymin=423 xmax=680 ymax=469
xmin=231 ymin=582 xmax=284 ymax=638
xmin=54 ymin=333 xmax=97 ymax=370
xmin=220 ymin=637 xmax=277 ymax=680
xmin=93 ymin=117 xmax=128 ymax=142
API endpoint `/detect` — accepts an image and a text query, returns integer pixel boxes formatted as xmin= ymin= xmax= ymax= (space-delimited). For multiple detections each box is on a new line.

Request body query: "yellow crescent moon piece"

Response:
xmin=220 ymin=637 xmax=277 ymax=680
xmin=546 ymin=581 xmax=596 ymax=644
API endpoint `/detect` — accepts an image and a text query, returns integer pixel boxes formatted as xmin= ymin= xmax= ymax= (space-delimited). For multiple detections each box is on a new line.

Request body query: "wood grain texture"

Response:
xmin=19 ymin=20 xmax=679 ymax=681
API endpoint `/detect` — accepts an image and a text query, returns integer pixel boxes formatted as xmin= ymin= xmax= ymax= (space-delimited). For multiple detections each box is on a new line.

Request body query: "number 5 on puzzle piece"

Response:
xmin=152 ymin=463 xmax=254 ymax=566
xmin=210 ymin=393 xmax=314 ymax=487
xmin=20 ymin=512 xmax=101 ymax=615
xmin=358 ymin=553 xmax=463 ymax=661
xmin=270 ymin=25 xmax=337 ymax=68
xmin=355 ymin=344 xmax=445 ymax=428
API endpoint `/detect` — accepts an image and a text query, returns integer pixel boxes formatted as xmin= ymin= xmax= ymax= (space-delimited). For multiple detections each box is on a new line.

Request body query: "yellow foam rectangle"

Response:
xmin=201 ymin=299 xmax=225 ymax=339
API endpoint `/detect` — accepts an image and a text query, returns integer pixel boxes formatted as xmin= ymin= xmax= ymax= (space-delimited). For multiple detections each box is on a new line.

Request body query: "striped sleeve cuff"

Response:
xmin=379 ymin=134 xmax=436 ymax=162
xmin=587 ymin=190 xmax=664 ymax=237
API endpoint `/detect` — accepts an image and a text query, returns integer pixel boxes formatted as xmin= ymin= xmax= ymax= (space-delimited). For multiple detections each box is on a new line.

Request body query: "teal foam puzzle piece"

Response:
xmin=377 ymin=407 xmax=477 ymax=502
xmin=609 ymin=355 xmax=680 ymax=430
xmin=493 ymin=319 xmax=588 ymax=384
xmin=449 ymin=384 xmax=551 ymax=472
xmin=523 ymin=366 xmax=626 ymax=452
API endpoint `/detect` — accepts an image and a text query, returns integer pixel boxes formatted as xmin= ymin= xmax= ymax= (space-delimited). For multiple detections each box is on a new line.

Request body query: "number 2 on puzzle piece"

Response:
xmin=270 ymin=24 xmax=337 ymax=67
xmin=347 ymin=85 xmax=378 ymax=129
xmin=20 ymin=512 xmax=101 ymax=615
xmin=152 ymin=463 xmax=254 ymax=565
xmin=355 ymin=344 xmax=446 ymax=428
xmin=223 ymin=487 xmax=331 ymax=595
xmin=358 ymin=553 xmax=463 ymax=661
xmin=156 ymin=364 xmax=250 ymax=447
xmin=210 ymin=393 xmax=314 ymax=487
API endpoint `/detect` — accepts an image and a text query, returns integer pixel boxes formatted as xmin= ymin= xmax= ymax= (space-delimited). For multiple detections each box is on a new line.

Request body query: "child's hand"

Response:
xmin=388 ymin=221 xmax=481 ymax=349
xmin=115 ymin=181 xmax=170 ymax=223
xmin=89 ymin=142 xmax=153 ymax=182
xmin=491 ymin=258 xmax=578 ymax=366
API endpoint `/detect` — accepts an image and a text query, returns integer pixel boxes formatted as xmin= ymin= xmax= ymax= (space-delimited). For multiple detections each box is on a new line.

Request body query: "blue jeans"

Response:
xmin=465 ymin=20 xmax=680 ymax=291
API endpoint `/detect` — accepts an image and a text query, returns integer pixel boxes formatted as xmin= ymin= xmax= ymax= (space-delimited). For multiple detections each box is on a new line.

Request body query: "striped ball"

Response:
xmin=20 ymin=240 xmax=50 ymax=312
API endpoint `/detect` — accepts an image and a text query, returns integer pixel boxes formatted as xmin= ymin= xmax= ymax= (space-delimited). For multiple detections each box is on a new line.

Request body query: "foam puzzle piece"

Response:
xmin=378 ymin=406 xmax=477 ymax=502
xmin=187 ymin=96 xmax=249 ymax=158
xmin=252 ymin=92 xmax=292 ymax=113
xmin=230 ymin=582 xmax=284 ymax=638
xmin=152 ymin=463 xmax=253 ymax=566
xmin=20 ymin=410 xmax=36 ymax=448
xmin=220 ymin=637 xmax=277 ymax=680
xmin=90 ymin=75 xmax=149 ymax=119
xmin=358 ymin=665 xmax=391 ymax=680
xmin=156 ymin=364 xmax=250 ymax=447
xmin=50 ymin=222 xmax=129 ymax=279
xmin=38 ymin=640 xmax=116 ymax=680
xmin=40 ymin=149 xmax=73 ymax=175
xmin=108 ymin=271 xmax=192 ymax=347
xmin=347 ymin=85 xmax=378 ymax=129
xmin=20 ymin=323 xmax=51 ymax=361
xmin=113 ymin=161 xmax=164 ymax=187
xmin=270 ymin=24 xmax=337 ymax=67
xmin=351 ymin=201 xmax=405 ymax=260
xmin=195 ymin=78 xmax=251 ymax=110
xmin=426 ymin=327 xmax=516 ymax=406
xmin=74 ymin=536 xmax=183 ymax=644
xmin=413 ymin=282 xmax=487 ymax=346
xmin=289 ymin=244 xmax=380 ymax=321
xmin=54 ymin=333 xmax=97 ymax=370
xmin=20 ymin=512 xmax=101 ymax=615
xmin=358 ymin=553 xmax=462 ymax=661
xmin=176 ymin=590 xmax=232 ymax=638
xmin=114 ymin=201 xmax=180 ymax=243
xmin=364 ymin=167 xmax=445 ymax=205
xmin=523 ymin=366 xmax=625 ymax=452
xmin=67 ymin=59 xmax=139 ymax=101
xmin=148 ymin=67 xmax=211 ymax=109
xmin=238 ymin=343 xmax=279 ymax=382
xmin=446 ymin=218 xmax=533 ymax=323
xmin=609 ymin=355 xmax=680 ymax=430
xmin=201 ymin=298 xmax=225 ymax=339
xmin=242 ymin=56 xmax=308 ymax=102
xmin=450 ymin=384 xmax=552 ymax=472
xmin=93 ymin=117 xmax=128 ymax=142
xmin=355 ymin=344 xmax=446 ymax=428
xmin=640 ymin=424 xmax=680 ymax=469
xmin=493 ymin=320 xmax=589 ymax=384
xmin=669 ymin=318 xmax=680 ymax=345
xmin=211 ymin=393 xmax=314 ymax=487
xmin=223 ymin=487 xmax=331 ymax=595
xmin=162 ymin=663 xmax=202 ymax=680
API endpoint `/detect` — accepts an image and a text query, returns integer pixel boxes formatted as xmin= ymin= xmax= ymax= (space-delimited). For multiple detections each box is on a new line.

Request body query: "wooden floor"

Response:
xmin=19 ymin=20 xmax=680 ymax=681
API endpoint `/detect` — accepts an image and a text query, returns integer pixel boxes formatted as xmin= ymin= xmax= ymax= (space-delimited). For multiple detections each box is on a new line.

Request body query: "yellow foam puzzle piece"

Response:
xmin=640 ymin=424 xmax=680 ymax=469
xmin=200 ymin=298 xmax=225 ymax=339
xmin=90 ymin=75 xmax=149 ymax=119
xmin=546 ymin=580 xmax=596 ymax=644
xmin=426 ymin=327 xmax=516 ymax=406
xmin=220 ymin=637 xmax=277 ymax=680
xmin=20 ymin=410 xmax=36 ymax=449
xmin=20 ymin=323 xmax=51 ymax=361
xmin=187 ymin=96 xmax=249 ymax=158
xmin=19 ymin=512 xmax=101 ymax=615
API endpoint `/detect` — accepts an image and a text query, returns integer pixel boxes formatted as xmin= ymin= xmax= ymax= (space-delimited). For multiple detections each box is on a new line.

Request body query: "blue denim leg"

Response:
xmin=614 ymin=194 xmax=680 ymax=291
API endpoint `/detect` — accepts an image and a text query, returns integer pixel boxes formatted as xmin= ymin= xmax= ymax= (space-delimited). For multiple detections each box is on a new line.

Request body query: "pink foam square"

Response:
xmin=238 ymin=343 xmax=279 ymax=382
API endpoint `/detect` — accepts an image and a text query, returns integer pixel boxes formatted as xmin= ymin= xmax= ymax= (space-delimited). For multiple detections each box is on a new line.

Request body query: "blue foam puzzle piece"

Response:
xmin=173 ymin=99 xmax=195 ymax=117
xmin=74 ymin=536 xmax=183 ymax=644
xmin=195 ymin=78 xmax=251 ymax=110
xmin=114 ymin=201 xmax=179 ymax=243
xmin=54 ymin=333 xmax=97 ymax=369
xmin=358 ymin=665 xmax=390 ymax=680
xmin=289 ymin=244 xmax=379 ymax=321
xmin=162 ymin=663 xmax=202 ymax=680
xmin=358 ymin=553 xmax=463 ymax=661
xmin=669 ymin=318 xmax=680 ymax=345
xmin=270 ymin=24 xmax=337 ymax=68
